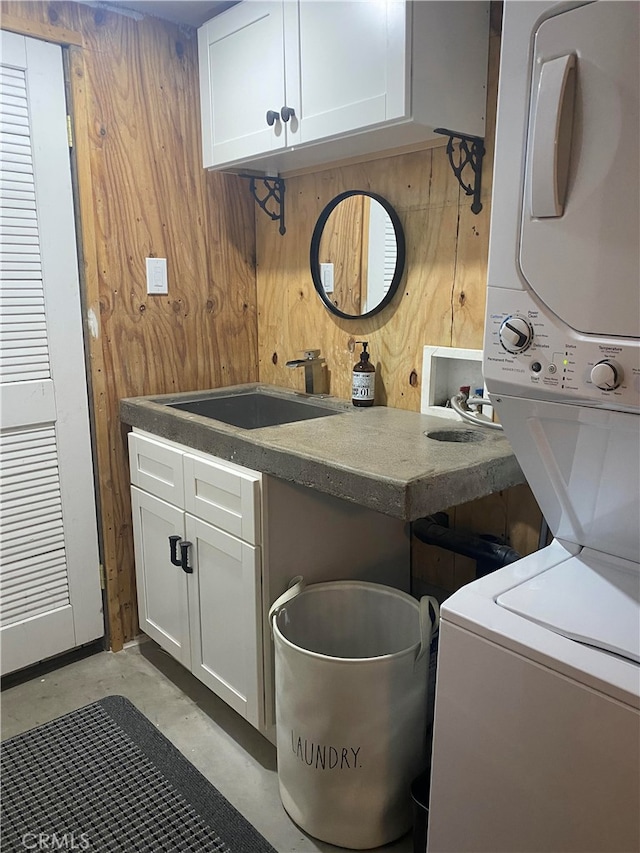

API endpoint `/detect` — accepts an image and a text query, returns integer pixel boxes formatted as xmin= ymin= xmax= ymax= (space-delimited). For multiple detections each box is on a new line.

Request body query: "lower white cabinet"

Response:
xmin=129 ymin=431 xmax=263 ymax=728
xmin=129 ymin=428 xmax=410 ymax=742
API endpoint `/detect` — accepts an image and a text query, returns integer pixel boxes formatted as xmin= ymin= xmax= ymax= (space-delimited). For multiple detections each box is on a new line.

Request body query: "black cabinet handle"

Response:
xmin=266 ymin=109 xmax=280 ymax=126
xmin=169 ymin=535 xmax=182 ymax=567
xmin=180 ymin=540 xmax=193 ymax=574
xmin=280 ymin=105 xmax=295 ymax=122
xmin=169 ymin=535 xmax=193 ymax=574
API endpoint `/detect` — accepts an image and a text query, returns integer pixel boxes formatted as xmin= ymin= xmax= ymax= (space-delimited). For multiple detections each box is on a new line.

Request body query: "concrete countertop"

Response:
xmin=120 ymin=383 xmax=525 ymax=521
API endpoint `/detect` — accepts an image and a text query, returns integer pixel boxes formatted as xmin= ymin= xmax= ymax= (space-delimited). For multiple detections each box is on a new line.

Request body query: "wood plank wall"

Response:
xmin=255 ymin=3 xmax=542 ymax=593
xmin=1 ymin=1 xmax=258 ymax=649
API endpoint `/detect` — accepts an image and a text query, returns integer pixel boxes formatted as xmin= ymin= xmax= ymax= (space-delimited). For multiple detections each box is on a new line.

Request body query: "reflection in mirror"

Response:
xmin=310 ymin=191 xmax=405 ymax=320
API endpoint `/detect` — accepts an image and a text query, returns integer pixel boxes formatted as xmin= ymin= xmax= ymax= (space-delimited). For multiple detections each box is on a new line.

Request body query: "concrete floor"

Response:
xmin=1 ymin=638 xmax=415 ymax=853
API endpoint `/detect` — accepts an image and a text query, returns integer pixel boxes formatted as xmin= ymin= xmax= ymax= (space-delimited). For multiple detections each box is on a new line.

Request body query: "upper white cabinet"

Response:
xmin=198 ymin=0 xmax=489 ymax=174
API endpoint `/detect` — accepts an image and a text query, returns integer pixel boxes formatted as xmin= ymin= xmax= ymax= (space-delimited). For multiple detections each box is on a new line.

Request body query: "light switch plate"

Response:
xmin=146 ymin=258 xmax=168 ymax=295
xmin=320 ymin=262 xmax=334 ymax=293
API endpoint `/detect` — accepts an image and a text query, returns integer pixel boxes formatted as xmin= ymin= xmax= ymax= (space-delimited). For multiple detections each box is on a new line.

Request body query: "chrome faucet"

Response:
xmin=285 ymin=349 xmax=326 ymax=394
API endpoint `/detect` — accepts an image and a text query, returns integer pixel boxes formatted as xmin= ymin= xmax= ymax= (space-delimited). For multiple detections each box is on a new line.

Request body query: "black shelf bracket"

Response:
xmin=434 ymin=128 xmax=485 ymax=214
xmin=240 ymin=174 xmax=286 ymax=235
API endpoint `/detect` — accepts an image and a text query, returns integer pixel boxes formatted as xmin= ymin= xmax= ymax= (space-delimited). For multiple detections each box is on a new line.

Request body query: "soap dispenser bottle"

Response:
xmin=352 ymin=341 xmax=376 ymax=407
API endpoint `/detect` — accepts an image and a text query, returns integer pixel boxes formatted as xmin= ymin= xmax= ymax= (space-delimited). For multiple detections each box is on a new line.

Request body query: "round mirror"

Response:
xmin=310 ymin=191 xmax=405 ymax=320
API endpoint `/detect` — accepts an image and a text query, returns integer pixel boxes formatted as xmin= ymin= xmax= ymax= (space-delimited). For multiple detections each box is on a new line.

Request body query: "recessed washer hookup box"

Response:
xmin=421 ymin=346 xmax=492 ymax=421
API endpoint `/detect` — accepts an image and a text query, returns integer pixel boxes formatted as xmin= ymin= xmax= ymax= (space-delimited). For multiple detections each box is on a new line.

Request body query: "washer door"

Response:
xmin=520 ymin=2 xmax=639 ymax=338
xmin=497 ymin=550 xmax=640 ymax=664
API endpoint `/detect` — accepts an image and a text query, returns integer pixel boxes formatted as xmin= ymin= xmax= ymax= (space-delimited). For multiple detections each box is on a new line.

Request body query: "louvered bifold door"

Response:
xmin=1 ymin=428 xmax=69 ymax=625
xmin=0 ymin=31 xmax=103 ymax=674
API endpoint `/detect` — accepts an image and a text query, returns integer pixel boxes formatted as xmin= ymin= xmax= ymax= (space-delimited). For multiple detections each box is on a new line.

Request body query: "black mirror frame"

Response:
xmin=310 ymin=190 xmax=406 ymax=320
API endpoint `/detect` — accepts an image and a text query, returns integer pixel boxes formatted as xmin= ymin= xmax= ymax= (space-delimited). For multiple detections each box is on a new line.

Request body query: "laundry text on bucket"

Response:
xmin=291 ymin=731 xmax=362 ymax=770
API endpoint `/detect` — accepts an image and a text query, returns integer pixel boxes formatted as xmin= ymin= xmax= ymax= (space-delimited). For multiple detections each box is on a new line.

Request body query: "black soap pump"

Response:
xmin=352 ymin=341 xmax=376 ymax=407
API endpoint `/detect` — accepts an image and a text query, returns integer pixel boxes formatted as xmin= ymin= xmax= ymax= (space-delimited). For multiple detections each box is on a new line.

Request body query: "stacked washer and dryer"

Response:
xmin=427 ymin=2 xmax=639 ymax=851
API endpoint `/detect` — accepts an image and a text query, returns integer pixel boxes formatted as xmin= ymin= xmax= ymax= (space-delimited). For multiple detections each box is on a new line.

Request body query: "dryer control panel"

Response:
xmin=484 ymin=289 xmax=640 ymax=412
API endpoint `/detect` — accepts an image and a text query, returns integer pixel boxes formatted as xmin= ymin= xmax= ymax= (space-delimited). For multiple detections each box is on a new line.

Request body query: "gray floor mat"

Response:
xmin=1 ymin=695 xmax=277 ymax=853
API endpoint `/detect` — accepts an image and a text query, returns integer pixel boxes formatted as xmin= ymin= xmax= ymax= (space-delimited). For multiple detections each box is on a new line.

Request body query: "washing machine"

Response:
xmin=427 ymin=2 xmax=640 ymax=851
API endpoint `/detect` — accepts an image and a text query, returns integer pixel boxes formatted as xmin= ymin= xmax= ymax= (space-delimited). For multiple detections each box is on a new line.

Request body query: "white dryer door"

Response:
xmin=520 ymin=1 xmax=639 ymax=338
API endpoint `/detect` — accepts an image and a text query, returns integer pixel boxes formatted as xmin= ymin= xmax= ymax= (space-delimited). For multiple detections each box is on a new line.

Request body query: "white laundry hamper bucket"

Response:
xmin=269 ymin=578 xmax=440 ymax=850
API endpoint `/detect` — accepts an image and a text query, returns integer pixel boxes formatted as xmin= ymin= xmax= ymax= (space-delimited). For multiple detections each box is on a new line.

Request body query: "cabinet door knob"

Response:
xmin=266 ymin=109 xmax=280 ymax=126
xmin=169 ymin=534 xmax=182 ymax=567
xmin=280 ymin=105 xmax=295 ymax=122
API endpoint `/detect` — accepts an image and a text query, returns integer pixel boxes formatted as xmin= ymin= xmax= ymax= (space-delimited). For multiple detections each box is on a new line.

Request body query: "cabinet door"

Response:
xmin=130 ymin=487 xmax=191 ymax=668
xmin=198 ymin=1 xmax=288 ymax=167
xmin=292 ymin=0 xmax=408 ymax=146
xmin=186 ymin=514 xmax=263 ymax=729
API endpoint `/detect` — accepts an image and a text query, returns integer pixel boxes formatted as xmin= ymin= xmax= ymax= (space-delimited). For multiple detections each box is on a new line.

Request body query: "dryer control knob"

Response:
xmin=499 ymin=316 xmax=534 ymax=353
xmin=591 ymin=360 xmax=623 ymax=391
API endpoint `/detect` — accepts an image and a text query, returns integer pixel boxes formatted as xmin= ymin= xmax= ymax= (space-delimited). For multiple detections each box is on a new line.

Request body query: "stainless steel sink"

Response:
xmin=168 ymin=390 xmax=344 ymax=430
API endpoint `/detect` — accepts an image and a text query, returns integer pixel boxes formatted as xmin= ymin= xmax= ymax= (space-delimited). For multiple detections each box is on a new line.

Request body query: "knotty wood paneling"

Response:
xmin=255 ymin=6 xmax=542 ymax=592
xmin=2 ymin=1 xmax=258 ymax=649
xmin=255 ymin=113 xmax=487 ymax=408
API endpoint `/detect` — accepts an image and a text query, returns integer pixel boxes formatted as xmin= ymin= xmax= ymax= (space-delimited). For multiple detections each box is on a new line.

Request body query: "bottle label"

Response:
xmin=352 ymin=372 xmax=375 ymax=401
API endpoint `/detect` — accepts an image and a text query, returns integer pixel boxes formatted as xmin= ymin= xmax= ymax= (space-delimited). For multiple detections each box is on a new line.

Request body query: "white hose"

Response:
xmin=450 ymin=393 xmax=504 ymax=431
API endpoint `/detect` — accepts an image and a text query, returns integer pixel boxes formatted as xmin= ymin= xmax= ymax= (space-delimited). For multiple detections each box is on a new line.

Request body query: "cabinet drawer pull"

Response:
xmin=169 ymin=535 xmax=193 ymax=573
xmin=280 ymin=105 xmax=295 ymax=122
xmin=180 ymin=540 xmax=193 ymax=574
xmin=266 ymin=109 xmax=280 ymax=127
xmin=169 ymin=534 xmax=182 ymax=567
